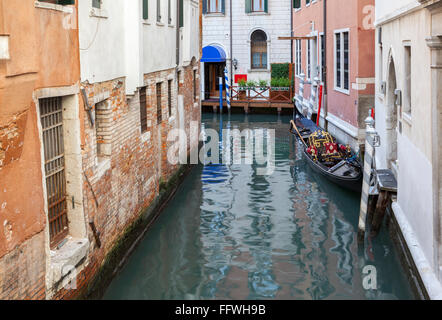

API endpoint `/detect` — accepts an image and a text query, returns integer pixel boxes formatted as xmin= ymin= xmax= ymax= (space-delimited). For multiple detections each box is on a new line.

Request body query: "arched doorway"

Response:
xmin=386 ymin=57 xmax=398 ymax=172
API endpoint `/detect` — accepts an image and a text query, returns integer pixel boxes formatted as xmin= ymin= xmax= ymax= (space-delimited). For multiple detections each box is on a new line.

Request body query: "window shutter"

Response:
xmin=179 ymin=0 xmax=184 ymax=27
xmin=264 ymin=0 xmax=268 ymax=13
xmin=245 ymin=0 xmax=251 ymax=13
xmin=293 ymin=0 xmax=301 ymax=9
xmin=143 ymin=0 xmax=148 ymax=20
xmin=202 ymin=0 xmax=207 ymax=14
xmin=221 ymin=0 xmax=225 ymax=14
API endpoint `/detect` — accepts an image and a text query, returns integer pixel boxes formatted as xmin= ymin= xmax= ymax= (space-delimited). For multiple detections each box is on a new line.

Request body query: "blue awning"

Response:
xmin=201 ymin=45 xmax=226 ymax=63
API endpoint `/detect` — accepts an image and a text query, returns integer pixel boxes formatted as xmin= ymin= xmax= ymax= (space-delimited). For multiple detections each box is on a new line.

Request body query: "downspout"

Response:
xmin=230 ymin=0 xmax=233 ymax=93
xmin=323 ymin=0 xmax=328 ymax=130
xmin=176 ymin=0 xmax=180 ymax=68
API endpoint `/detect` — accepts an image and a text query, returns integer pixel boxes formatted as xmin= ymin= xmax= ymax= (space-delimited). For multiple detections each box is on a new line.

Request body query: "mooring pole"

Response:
xmin=219 ymin=77 xmax=223 ymax=114
xmin=358 ymin=110 xmax=380 ymax=243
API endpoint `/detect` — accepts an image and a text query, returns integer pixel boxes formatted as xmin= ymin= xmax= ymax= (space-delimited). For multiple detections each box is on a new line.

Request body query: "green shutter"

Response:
xmin=202 ymin=0 xmax=207 ymax=14
xmin=264 ymin=0 xmax=268 ymax=13
xmin=245 ymin=0 xmax=251 ymax=13
xmin=293 ymin=0 xmax=301 ymax=9
xmin=179 ymin=0 xmax=184 ymax=27
xmin=143 ymin=0 xmax=149 ymax=20
xmin=221 ymin=0 xmax=225 ymax=14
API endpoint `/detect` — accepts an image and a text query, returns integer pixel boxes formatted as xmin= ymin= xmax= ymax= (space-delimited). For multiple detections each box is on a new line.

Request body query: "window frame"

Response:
xmin=250 ymin=30 xmax=268 ymax=70
xmin=251 ymin=0 xmax=265 ymax=12
xmin=334 ymin=29 xmax=350 ymax=95
xmin=207 ymin=0 xmax=223 ymax=13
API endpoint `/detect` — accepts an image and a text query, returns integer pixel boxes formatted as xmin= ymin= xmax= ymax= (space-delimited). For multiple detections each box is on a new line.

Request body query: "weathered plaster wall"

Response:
xmin=0 ymin=0 xmax=80 ymax=299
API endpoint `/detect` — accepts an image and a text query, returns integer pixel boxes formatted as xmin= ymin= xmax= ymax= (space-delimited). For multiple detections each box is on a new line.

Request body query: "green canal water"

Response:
xmin=103 ymin=113 xmax=414 ymax=300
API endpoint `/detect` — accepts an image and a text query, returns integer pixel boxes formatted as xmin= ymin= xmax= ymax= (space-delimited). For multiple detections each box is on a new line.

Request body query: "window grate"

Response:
xmin=39 ymin=97 xmax=68 ymax=247
xmin=157 ymin=83 xmax=162 ymax=124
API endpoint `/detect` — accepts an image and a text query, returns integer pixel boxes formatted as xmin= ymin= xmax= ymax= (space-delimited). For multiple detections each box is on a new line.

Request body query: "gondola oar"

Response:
xmin=290 ymin=120 xmax=308 ymax=148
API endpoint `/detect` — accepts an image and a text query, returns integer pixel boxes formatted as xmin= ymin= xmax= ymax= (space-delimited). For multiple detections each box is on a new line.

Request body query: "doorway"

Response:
xmin=204 ymin=62 xmax=226 ymax=100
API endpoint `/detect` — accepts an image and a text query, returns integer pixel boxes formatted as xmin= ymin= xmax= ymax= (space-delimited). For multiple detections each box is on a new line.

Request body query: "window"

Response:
xmin=193 ymin=70 xmax=197 ymax=101
xmin=39 ymin=97 xmax=69 ymax=247
xmin=245 ymin=0 xmax=267 ymax=13
xmin=143 ymin=0 xmax=149 ymax=20
xmin=157 ymin=83 xmax=162 ymax=124
xmin=92 ymin=0 xmax=101 ymax=9
xmin=295 ymin=39 xmax=302 ymax=75
xmin=140 ymin=87 xmax=148 ymax=133
xmin=40 ymin=0 xmax=75 ymax=4
xmin=177 ymin=70 xmax=182 ymax=94
xmin=157 ymin=0 xmax=161 ymax=22
xmin=251 ymin=30 xmax=267 ymax=69
xmin=335 ymin=30 xmax=349 ymax=92
xmin=404 ymin=45 xmax=412 ymax=114
xmin=252 ymin=0 xmax=264 ymax=12
xmin=168 ymin=80 xmax=173 ymax=117
xmin=95 ymin=99 xmax=112 ymax=159
xmin=168 ymin=0 xmax=172 ymax=24
xmin=306 ymin=0 xmax=311 ymax=5
xmin=208 ymin=0 xmax=222 ymax=13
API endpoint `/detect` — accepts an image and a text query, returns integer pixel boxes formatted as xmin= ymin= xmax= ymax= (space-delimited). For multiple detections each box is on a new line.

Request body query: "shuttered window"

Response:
xmin=157 ymin=0 xmax=161 ymax=22
xmin=39 ymin=97 xmax=69 ymax=248
xmin=140 ymin=87 xmax=148 ymax=133
xmin=92 ymin=0 xmax=101 ymax=9
xmin=179 ymin=0 xmax=183 ymax=27
xmin=246 ymin=0 xmax=267 ymax=13
xmin=143 ymin=0 xmax=149 ymax=20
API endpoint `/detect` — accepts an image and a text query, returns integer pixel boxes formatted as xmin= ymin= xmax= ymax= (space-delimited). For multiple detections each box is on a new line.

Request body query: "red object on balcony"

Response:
xmin=234 ymin=74 xmax=247 ymax=83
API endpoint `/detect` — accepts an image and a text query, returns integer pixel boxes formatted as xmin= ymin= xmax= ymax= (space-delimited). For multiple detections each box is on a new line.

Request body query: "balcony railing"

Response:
xmin=230 ymin=86 xmax=294 ymax=104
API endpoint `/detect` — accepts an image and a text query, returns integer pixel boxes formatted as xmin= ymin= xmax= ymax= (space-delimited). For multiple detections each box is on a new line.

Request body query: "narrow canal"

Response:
xmin=104 ymin=113 xmax=414 ymax=300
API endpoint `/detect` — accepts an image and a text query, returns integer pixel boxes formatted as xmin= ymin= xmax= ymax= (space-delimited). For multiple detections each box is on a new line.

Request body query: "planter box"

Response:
xmin=270 ymin=89 xmax=290 ymax=102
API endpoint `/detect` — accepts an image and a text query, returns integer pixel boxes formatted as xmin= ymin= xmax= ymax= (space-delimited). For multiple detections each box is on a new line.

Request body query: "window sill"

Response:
xmin=204 ymin=12 xmax=225 ymax=17
xmin=402 ymin=112 xmax=412 ymax=126
xmin=246 ymin=12 xmax=270 ymax=16
xmin=334 ymin=87 xmax=350 ymax=96
xmin=156 ymin=22 xmax=165 ymax=27
xmin=168 ymin=24 xmax=175 ymax=28
xmin=143 ymin=20 xmax=151 ymax=26
xmin=50 ymin=238 xmax=89 ymax=287
xmin=90 ymin=8 xmax=109 ymax=19
xmin=248 ymin=69 xmax=270 ymax=73
xmin=34 ymin=1 xmax=74 ymax=14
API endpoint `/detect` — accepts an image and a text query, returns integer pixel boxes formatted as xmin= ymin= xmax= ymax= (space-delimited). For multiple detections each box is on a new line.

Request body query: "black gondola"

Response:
xmin=289 ymin=112 xmax=363 ymax=193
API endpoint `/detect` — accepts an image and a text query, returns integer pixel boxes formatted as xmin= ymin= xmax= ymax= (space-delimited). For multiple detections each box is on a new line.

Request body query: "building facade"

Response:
xmin=292 ymin=0 xmax=375 ymax=150
xmin=0 ymin=0 xmax=201 ymax=300
xmin=201 ymin=0 xmax=292 ymax=100
xmin=374 ymin=0 xmax=442 ymax=299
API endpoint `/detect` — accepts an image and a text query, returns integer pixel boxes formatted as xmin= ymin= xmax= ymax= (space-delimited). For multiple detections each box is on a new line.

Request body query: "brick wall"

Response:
xmin=52 ymin=63 xmax=200 ymax=300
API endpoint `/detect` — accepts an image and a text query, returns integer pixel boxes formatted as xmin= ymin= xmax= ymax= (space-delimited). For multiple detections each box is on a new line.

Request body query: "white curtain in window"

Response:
xmin=252 ymin=0 xmax=263 ymax=11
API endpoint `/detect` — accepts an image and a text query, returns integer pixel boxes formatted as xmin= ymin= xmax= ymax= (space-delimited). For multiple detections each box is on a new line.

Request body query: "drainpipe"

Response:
xmin=230 ymin=0 xmax=233 ymax=92
xmin=323 ymin=0 xmax=328 ymax=130
xmin=176 ymin=0 xmax=180 ymax=68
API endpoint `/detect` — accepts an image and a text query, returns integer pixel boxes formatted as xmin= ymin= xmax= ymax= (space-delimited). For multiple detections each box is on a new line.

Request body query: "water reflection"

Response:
xmin=103 ymin=113 xmax=414 ymax=300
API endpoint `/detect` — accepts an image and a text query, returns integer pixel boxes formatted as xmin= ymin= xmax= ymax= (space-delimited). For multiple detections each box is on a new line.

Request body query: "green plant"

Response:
xmin=259 ymin=80 xmax=268 ymax=88
xmin=279 ymin=77 xmax=292 ymax=88
xmin=271 ymin=63 xmax=290 ymax=79
xmin=246 ymin=80 xmax=257 ymax=88
xmin=238 ymin=79 xmax=247 ymax=90
xmin=270 ymin=78 xmax=280 ymax=88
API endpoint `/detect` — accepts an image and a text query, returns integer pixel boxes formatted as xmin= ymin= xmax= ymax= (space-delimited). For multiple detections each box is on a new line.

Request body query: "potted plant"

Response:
xmin=270 ymin=77 xmax=292 ymax=101
xmin=258 ymin=80 xmax=268 ymax=91
xmin=238 ymin=79 xmax=247 ymax=100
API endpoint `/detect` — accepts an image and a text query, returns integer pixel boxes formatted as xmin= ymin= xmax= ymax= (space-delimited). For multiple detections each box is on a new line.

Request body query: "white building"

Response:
xmin=200 ymin=0 xmax=292 ymax=100
xmin=375 ymin=0 xmax=442 ymax=299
